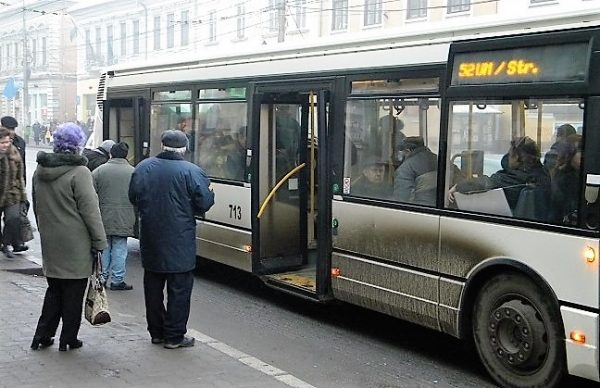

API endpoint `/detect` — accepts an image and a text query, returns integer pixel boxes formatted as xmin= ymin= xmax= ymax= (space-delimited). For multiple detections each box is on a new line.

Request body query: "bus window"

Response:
xmin=195 ymin=102 xmax=248 ymax=181
xmin=149 ymin=103 xmax=192 ymax=157
xmin=446 ymin=98 xmax=585 ymax=226
xmin=344 ymin=97 xmax=441 ymax=205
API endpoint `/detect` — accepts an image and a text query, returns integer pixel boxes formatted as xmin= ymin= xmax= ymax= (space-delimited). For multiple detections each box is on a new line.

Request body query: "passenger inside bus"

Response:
xmin=449 ymin=136 xmax=551 ymax=220
xmin=544 ymin=123 xmax=577 ymax=171
xmin=393 ymin=136 xmax=439 ymax=206
xmin=550 ymin=133 xmax=582 ymax=224
xmin=224 ymin=126 xmax=247 ymax=181
xmin=351 ymin=156 xmax=392 ymax=199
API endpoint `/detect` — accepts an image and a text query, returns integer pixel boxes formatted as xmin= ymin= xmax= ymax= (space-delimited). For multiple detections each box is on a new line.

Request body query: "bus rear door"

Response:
xmin=251 ymin=81 xmax=334 ymax=300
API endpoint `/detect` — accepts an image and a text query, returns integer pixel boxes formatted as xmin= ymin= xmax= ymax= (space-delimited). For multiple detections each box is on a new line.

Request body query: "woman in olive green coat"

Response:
xmin=31 ymin=123 xmax=107 ymax=352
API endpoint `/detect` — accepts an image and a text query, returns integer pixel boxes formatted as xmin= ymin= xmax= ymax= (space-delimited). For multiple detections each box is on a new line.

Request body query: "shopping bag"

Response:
xmin=85 ymin=252 xmax=111 ymax=326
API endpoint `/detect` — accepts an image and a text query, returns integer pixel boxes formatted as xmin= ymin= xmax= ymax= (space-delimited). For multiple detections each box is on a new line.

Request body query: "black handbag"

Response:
xmin=20 ymin=201 xmax=34 ymax=242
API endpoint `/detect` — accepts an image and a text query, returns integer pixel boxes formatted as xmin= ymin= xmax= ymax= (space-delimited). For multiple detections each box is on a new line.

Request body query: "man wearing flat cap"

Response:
xmin=129 ymin=130 xmax=214 ymax=350
xmin=351 ymin=156 xmax=392 ymax=199
xmin=1 ymin=116 xmax=26 ymax=182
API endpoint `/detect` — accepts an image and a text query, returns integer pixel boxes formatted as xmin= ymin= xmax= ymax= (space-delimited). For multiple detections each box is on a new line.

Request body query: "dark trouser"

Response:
xmin=33 ymin=277 xmax=88 ymax=344
xmin=143 ymin=270 xmax=194 ymax=343
xmin=0 ymin=203 xmax=23 ymax=247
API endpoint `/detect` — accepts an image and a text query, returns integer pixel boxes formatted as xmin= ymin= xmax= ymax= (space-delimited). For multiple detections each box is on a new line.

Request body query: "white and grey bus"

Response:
xmin=93 ymin=14 xmax=599 ymax=388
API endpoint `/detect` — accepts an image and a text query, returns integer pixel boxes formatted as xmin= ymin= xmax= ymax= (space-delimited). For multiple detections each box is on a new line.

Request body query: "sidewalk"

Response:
xmin=0 ymin=255 xmax=299 ymax=388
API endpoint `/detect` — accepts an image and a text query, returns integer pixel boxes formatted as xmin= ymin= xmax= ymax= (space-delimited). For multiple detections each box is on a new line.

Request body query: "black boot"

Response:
xmin=59 ymin=339 xmax=83 ymax=351
xmin=31 ymin=337 xmax=54 ymax=350
xmin=1 ymin=245 xmax=14 ymax=258
xmin=12 ymin=244 xmax=29 ymax=253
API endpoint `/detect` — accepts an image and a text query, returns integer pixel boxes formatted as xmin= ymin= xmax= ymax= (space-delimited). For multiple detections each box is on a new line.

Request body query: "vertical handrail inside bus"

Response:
xmin=536 ymin=100 xmax=543 ymax=147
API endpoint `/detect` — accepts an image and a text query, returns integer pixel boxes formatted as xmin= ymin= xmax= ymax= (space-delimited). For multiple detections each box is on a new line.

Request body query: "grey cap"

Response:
xmin=99 ymin=140 xmax=116 ymax=153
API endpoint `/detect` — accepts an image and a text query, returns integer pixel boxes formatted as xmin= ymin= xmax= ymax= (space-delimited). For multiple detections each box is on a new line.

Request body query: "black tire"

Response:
xmin=472 ymin=272 xmax=566 ymax=388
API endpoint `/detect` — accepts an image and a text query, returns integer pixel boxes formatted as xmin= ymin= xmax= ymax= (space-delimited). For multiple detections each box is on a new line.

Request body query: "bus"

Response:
xmin=93 ymin=13 xmax=599 ymax=388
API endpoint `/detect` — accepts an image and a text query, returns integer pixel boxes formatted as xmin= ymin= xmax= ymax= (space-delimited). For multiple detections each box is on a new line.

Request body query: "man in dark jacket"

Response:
xmin=393 ymin=136 xmax=439 ymax=206
xmin=129 ymin=130 xmax=214 ymax=349
xmin=1 ymin=116 xmax=26 ymax=183
xmin=83 ymin=140 xmax=115 ymax=172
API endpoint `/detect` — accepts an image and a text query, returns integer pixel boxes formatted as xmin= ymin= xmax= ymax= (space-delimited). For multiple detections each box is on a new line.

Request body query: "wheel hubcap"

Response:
xmin=487 ymin=299 xmax=547 ymax=373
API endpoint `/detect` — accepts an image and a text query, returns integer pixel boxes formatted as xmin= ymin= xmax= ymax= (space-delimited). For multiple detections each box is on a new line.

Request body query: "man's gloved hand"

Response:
xmin=91 ymin=247 xmax=100 ymax=258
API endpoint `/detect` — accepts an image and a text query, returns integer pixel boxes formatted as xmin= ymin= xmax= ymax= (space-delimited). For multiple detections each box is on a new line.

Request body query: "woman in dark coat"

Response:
xmin=31 ymin=123 xmax=107 ymax=351
xmin=550 ymin=134 xmax=582 ymax=225
xmin=0 ymin=126 xmax=27 ymax=258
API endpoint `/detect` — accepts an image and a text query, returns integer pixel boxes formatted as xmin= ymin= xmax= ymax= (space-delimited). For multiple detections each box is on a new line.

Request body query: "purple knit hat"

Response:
xmin=52 ymin=122 xmax=86 ymax=154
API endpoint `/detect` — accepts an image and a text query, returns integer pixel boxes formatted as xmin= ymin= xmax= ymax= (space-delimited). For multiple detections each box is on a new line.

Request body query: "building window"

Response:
xmin=167 ymin=13 xmax=175 ymax=48
xmin=332 ymin=0 xmax=348 ymax=31
xmin=120 ymin=22 xmax=126 ymax=56
xmin=132 ymin=20 xmax=140 ymax=55
xmin=269 ymin=0 xmax=283 ymax=33
xmin=6 ymin=45 xmax=10 ymax=69
xmin=31 ymin=38 xmax=37 ymax=67
xmin=447 ymin=0 xmax=470 ymax=13
xmin=407 ymin=0 xmax=427 ymax=19
xmin=181 ymin=10 xmax=190 ymax=46
xmin=106 ymin=24 xmax=114 ymax=64
xmin=236 ymin=3 xmax=245 ymax=39
xmin=292 ymin=0 xmax=306 ymax=29
xmin=208 ymin=10 xmax=217 ymax=43
xmin=15 ymin=42 xmax=19 ymax=68
xmin=95 ymin=26 xmax=101 ymax=61
xmin=364 ymin=0 xmax=382 ymax=26
xmin=84 ymin=29 xmax=91 ymax=63
xmin=154 ymin=16 xmax=161 ymax=50
xmin=41 ymin=37 xmax=46 ymax=66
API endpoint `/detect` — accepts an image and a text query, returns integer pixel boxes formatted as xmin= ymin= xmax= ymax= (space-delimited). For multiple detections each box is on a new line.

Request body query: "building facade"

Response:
xmin=0 ymin=0 xmax=77 ymax=132
xmin=70 ymin=0 xmax=600 ymax=122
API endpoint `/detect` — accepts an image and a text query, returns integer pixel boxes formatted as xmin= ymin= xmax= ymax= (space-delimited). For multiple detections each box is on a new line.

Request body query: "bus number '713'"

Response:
xmin=229 ymin=204 xmax=242 ymax=220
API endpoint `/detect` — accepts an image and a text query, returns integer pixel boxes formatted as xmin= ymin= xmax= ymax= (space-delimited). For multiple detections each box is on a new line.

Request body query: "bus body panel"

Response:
xmin=440 ymin=217 xmax=599 ymax=309
xmin=196 ymin=183 xmax=252 ymax=272
xmin=561 ymin=306 xmax=599 ymax=381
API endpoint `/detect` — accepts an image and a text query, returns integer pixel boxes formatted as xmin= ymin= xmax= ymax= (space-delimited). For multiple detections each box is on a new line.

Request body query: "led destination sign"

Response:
xmin=450 ymin=43 xmax=589 ymax=86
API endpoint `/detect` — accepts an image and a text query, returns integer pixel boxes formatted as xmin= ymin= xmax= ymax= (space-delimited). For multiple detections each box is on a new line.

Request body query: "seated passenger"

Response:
xmin=351 ymin=156 xmax=392 ymax=199
xmin=550 ymin=134 xmax=582 ymax=224
xmin=393 ymin=136 xmax=438 ymax=206
xmin=450 ymin=136 xmax=550 ymax=211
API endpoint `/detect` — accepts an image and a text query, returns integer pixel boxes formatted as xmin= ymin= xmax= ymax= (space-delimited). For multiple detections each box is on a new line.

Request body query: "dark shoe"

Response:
xmin=31 ymin=337 xmax=54 ymax=350
xmin=151 ymin=338 xmax=164 ymax=344
xmin=2 ymin=246 xmax=14 ymax=258
xmin=12 ymin=244 xmax=29 ymax=253
xmin=59 ymin=339 xmax=83 ymax=351
xmin=110 ymin=282 xmax=133 ymax=291
xmin=164 ymin=336 xmax=195 ymax=349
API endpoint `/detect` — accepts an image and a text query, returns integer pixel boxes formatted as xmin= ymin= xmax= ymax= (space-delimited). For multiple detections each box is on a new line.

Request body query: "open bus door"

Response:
xmin=102 ymin=94 xmax=149 ymax=165
xmin=251 ymin=82 xmax=333 ymax=300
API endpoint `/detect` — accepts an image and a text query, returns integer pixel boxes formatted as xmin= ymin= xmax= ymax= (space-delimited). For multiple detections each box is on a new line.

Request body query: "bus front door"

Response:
xmin=252 ymin=86 xmax=331 ymax=299
xmin=103 ymin=95 xmax=149 ymax=165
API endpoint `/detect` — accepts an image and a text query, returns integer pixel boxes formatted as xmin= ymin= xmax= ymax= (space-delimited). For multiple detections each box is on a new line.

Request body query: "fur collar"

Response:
xmin=36 ymin=151 xmax=88 ymax=167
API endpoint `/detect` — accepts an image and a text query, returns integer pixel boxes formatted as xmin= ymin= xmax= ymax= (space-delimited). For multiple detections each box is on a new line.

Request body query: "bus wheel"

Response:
xmin=472 ymin=273 xmax=565 ymax=387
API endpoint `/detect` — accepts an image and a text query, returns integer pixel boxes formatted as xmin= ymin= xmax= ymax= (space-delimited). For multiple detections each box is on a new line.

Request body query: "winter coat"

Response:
xmin=0 ymin=144 xmax=26 ymax=207
xmin=83 ymin=148 xmax=110 ymax=172
xmin=92 ymin=158 xmax=136 ymax=237
xmin=456 ymin=161 xmax=550 ymax=210
xmin=32 ymin=152 xmax=108 ymax=279
xmin=12 ymin=135 xmax=26 ymax=182
xmin=128 ymin=151 xmax=215 ymax=273
xmin=394 ymin=147 xmax=438 ymax=206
